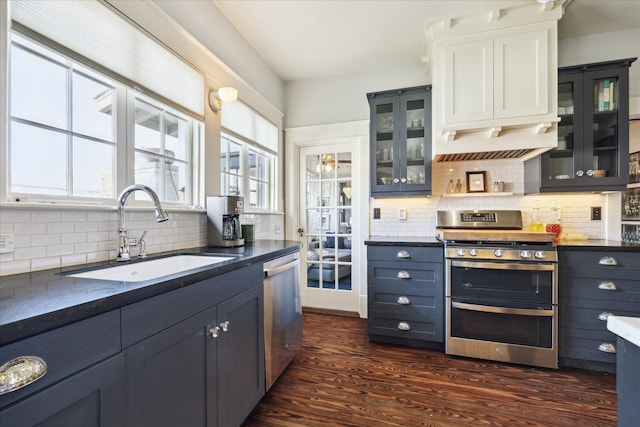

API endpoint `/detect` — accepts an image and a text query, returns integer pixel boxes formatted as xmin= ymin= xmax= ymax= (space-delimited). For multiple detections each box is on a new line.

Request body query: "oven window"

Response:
xmin=450 ymin=306 xmax=553 ymax=348
xmin=449 ymin=265 xmax=553 ymax=304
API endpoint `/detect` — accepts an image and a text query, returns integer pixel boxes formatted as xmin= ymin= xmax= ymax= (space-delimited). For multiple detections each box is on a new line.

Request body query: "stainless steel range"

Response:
xmin=437 ymin=210 xmax=559 ymax=369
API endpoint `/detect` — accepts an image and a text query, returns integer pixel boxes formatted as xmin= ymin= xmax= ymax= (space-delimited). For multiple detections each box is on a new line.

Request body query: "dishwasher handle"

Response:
xmin=264 ymin=258 xmax=299 ymax=278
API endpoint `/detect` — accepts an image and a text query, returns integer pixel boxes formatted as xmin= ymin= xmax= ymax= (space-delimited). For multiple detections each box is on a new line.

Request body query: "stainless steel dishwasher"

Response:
xmin=263 ymin=252 xmax=302 ymax=390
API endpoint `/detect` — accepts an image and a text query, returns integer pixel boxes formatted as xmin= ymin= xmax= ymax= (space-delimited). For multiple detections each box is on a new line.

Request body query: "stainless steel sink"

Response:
xmin=66 ymin=255 xmax=231 ymax=282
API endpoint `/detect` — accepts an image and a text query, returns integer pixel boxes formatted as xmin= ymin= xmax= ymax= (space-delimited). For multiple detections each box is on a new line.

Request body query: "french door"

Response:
xmin=299 ymin=143 xmax=360 ymax=313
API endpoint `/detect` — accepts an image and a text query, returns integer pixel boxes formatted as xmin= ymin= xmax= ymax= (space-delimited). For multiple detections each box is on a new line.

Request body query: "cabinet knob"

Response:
xmin=400 ymin=177 xmax=407 ymax=183
xmin=397 ymin=321 xmax=411 ymax=331
xmin=597 ymin=343 xmax=616 ymax=354
xmin=597 ymin=281 xmax=618 ymax=291
xmin=396 ymin=250 xmax=411 ymax=258
xmin=586 ymin=169 xmax=594 ymax=177
xmin=598 ymin=256 xmax=618 ymax=266
xmin=576 ymin=170 xmax=584 ymax=177
xmin=220 ymin=321 xmax=230 ymax=332
xmin=393 ymin=178 xmax=400 ymax=184
xmin=397 ymin=271 xmax=411 ymax=279
xmin=0 ymin=356 xmax=48 ymax=395
xmin=209 ymin=326 xmax=221 ymax=338
xmin=397 ymin=296 xmax=411 ymax=305
xmin=598 ymin=312 xmax=613 ymax=321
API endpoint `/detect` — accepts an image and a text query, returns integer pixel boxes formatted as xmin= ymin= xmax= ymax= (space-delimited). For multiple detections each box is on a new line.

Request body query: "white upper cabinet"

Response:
xmin=428 ymin=3 xmax=564 ymax=160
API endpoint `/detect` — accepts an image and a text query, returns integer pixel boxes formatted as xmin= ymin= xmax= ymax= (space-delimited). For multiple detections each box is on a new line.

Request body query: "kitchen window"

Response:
xmin=220 ymin=133 xmax=275 ymax=210
xmin=6 ymin=32 xmax=202 ymax=206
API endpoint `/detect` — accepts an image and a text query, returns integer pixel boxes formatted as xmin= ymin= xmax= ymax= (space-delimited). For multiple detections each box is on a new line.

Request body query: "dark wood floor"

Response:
xmin=243 ymin=311 xmax=617 ymax=427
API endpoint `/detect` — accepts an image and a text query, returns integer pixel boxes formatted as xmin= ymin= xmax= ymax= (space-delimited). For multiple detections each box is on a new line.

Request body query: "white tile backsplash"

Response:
xmin=0 ymin=207 xmax=284 ymax=276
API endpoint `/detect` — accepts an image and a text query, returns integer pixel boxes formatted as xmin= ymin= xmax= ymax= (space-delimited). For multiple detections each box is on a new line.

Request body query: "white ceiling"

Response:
xmin=212 ymin=0 xmax=640 ymax=83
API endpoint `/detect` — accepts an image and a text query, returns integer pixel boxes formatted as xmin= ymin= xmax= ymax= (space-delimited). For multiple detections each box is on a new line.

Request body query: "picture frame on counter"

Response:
xmin=466 ymin=171 xmax=487 ymax=193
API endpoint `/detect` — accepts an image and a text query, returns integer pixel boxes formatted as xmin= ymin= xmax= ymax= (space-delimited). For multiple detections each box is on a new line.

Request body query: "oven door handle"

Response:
xmin=451 ymin=301 xmax=555 ymax=317
xmin=451 ymin=260 xmax=556 ymax=271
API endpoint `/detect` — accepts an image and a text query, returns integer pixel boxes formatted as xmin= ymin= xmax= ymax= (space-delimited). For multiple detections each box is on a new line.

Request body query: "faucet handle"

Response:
xmin=129 ymin=230 xmax=148 ymax=258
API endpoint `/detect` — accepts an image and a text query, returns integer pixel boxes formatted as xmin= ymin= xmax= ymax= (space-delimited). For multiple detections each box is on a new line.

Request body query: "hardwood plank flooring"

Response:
xmin=243 ymin=312 xmax=617 ymax=427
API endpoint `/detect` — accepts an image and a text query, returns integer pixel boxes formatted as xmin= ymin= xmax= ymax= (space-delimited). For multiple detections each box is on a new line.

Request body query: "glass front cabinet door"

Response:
xmin=368 ymin=86 xmax=432 ymax=197
xmin=537 ymin=58 xmax=636 ymax=192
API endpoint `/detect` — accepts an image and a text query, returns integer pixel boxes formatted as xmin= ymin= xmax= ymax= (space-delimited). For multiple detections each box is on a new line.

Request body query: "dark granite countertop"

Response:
xmin=0 ymin=240 xmax=302 ymax=346
xmin=557 ymin=239 xmax=640 ymax=251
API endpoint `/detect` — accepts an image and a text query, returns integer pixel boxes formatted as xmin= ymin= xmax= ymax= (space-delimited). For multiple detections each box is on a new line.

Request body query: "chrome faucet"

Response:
xmin=116 ymin=184 xmax=169 ymax=261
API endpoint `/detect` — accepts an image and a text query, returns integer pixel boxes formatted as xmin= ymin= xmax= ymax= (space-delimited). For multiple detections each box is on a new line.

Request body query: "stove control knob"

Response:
xmin=456 ymin=248 xmax=466 ymax=256
xmin=494 ymin=249 xmax=504 ymax=257
xmin=469 ymin=248 xmax=478 ymax=256
xmin=520 ymin=250 xmax=531 ymax=259
xmin=534 ymin=251 xmax=546 ymax=260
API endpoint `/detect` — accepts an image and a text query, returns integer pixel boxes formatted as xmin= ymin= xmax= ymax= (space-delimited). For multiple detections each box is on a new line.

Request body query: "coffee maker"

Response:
xmin=206 ymin=195 xmax=245 ymax=247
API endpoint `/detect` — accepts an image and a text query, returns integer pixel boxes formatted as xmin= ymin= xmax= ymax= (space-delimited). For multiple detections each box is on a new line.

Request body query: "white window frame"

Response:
xmin=220 ymin=131 xmax=277 ymax=212
xmin=4 ymin=30 xmax=203 ymax=208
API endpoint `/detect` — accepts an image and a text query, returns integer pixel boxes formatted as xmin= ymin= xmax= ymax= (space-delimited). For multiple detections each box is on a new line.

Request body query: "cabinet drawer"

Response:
xmin=368 ymin=310 xmax=443 ymax=342
xmin=369 ymin=287 xmax=443 ymax=315
xmin=122 ymin=264 xmax=262 ymax=347
xmin=560 ymin=298 xmax=640 ymax=331
xmin=368 ymin=260 xmax=442 ymax=285
xmin=367 ymin=246 xmax=443 ymax=263
xmin=560 ymin=251 xmax=640 ymax=271
xmin=560 ymin=275 xmax=640 ymax=302
xmin=559 ymin=328 xmax=617 ymax=364
xmin=0 ymin=310 xmax=121 ymax=409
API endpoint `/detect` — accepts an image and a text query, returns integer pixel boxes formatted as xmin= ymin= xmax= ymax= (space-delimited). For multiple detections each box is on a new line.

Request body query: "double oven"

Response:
xmin=437 ymin=210 xmax=558 ymax=369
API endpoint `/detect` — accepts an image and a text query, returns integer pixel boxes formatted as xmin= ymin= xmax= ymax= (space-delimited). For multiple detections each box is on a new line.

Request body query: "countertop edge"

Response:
xmin=607 ymin=316 xmax=640 ymax=347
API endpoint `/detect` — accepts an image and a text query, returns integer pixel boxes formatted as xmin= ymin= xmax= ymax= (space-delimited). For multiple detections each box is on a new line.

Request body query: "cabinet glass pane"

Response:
xmin=375 ymin=103 xmax=393 ymax=186
xmin=591 ymin=76 xmax=620 ymax=179
xmin=405 ymin=99 xmax=425 ymax=184
xmin=550 ymin=82 xmax=576 ymax=180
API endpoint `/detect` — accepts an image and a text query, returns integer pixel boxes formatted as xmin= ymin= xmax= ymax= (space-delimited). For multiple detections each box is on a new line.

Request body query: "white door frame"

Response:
xmin=285 ymin=121 xmax=369 ymax=318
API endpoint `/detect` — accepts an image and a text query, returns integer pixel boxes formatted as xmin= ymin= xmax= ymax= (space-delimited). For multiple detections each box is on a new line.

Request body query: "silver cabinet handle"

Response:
xmin=220 ymin=321 xmax=230 ymax=332
xmin=598 ymin=281 xmax=618 ymax=291
xmin=0 ymin=356 xmax=47 ymax=395
xmin=396 ymin=250 xmax=411 ymax=258
xmin=209 ymin=326 xmax=221 ymax=338
xmin=598 ymin=312 xmax=613 ymax=321
xmin=598 ymin=343 xmax=616 ymax=354
xmin=397 ymin=296 xmax=411 ymax=305
xmin=397 ymin=321 xmax=411 ymax=331
xmin=397 ymin=271 xmax=411 ymax=279
xmin=598 ymin=256 xmax=618 ymax=266
xmin=576 ymin=170 xmax=584 ymax=177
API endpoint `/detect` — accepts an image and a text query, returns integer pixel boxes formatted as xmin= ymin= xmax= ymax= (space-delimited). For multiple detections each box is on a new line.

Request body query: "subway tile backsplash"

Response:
xmin=0 ymin=208 xmax=284 ymax=276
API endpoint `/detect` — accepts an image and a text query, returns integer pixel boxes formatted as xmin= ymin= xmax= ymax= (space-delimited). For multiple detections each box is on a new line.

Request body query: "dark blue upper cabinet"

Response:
xmin=368 ymin=86 xmax=432 ymax=197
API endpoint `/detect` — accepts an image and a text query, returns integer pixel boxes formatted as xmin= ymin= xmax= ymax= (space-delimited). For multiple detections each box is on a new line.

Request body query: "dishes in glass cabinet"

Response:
xmin=552 ymin=174 xmax=570 ymax=180
xmin=376 ymin=113 xmax=393 ymax=133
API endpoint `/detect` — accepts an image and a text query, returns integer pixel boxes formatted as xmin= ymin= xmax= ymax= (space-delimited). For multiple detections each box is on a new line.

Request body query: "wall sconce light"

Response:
xmin=208 ymin=87 xmax=238 ymax=113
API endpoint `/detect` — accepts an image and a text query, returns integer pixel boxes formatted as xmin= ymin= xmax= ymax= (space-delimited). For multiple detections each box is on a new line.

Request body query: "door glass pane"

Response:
xmin=11 ymin=122 xmax=67 ymax=195
xmin=375 ymin=103 xmax=393 ymax=186
xmin=550 ymin=81 xmax=576 ymax=180
xmin=305 ymin=151 xmax=352 ymax=292
xmin=591 ymin=76 xmax=620 ymax=178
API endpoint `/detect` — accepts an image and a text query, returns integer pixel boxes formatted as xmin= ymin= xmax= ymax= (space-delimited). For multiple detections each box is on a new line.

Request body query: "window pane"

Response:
xmin=165 ymin=113 xmax=188 ymax=161
xmin=164 ymin=160 xmax=187 ymax=202
xmin=134 ymin=151 xmax=162 ymax=199
xmin=135 ymin=101 xmax=161 ymax=151
xmin=72 ymin=72 xmax=115 ymax=141
xmin=248 ymin=151 xmax=257 ymax=179
xmin=249 ymin=178 xmax=258 ymax=207
xmin=11 ymin=122 xmax=67 ymax=194
xmin=73 ymin=137 xmax=114 ymax=198
xmin=11 ymin=45 xmax=68 ymax=129
xmin=221 ymin=138 xmax=229 ymax=172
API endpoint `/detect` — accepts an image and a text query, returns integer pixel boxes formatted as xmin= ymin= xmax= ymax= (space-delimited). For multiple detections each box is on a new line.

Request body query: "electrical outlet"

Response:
xmin=0 ymin=234 xmax=14 ymax=254
xmin=398 ymin=208 xmax=407 ymax=220
xmin=591 ymin=206 xmax=602 ymax=221
xmin=373 ymin=208 xmax=380 ymax=219
xmin=274 ymin=224 xmax=281 ymax=234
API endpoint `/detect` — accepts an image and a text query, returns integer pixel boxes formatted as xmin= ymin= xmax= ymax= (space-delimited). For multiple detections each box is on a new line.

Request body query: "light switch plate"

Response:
xmin=0 ymin=234 xmax=14 ymax=253
xmin=398 ymin=208 xmax=407 ymax=220
xmin=591 ymin=206 xmax=602 ymax=221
